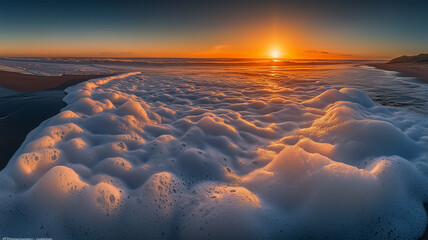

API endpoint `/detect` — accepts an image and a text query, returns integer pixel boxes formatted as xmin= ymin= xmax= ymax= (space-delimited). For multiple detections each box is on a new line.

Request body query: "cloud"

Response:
xmin=212 ymin=45 xmax=228 ymax=51
xmin=304 ymin=50 xmax=352 ymax=57
xmin=194 ymin=44 xmax=233 ymax=57
xmin=99 ymin=51 xmax=134 ymax=56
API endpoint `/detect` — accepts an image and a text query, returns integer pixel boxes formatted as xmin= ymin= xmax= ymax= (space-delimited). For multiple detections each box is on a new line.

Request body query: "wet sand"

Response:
xmin=369 ymin=63 xmax=428 ymax=83
xmin=422 ymin=204 xmax=428 ymax=240
xmin=0 ymin=70 xmax=112 ymax=169
xmin=0 ymin=70 xmax=112 ymax=92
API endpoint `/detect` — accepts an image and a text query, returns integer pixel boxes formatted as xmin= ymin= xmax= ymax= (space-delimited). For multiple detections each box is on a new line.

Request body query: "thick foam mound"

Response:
xmin=0 ymin=72 xmax=427 ymax=239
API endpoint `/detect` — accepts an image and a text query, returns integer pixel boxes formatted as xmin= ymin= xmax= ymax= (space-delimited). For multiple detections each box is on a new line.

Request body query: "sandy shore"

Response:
xmin=422 ymin=204 xmax=428 ymax=240
xmin=369 ymin=63 xmax=428 ymax=83
xmin=0 ymin=70 xmax=112 ymax=92
xmin=0 ymin=70 xmax=112 ymax=169
xmin=0 ymin=90 xmax=67 ymax=169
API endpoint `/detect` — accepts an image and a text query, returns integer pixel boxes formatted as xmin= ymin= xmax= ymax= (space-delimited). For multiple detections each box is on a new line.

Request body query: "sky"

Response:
xmin=0 ymin=0 xmax=427 ymax=59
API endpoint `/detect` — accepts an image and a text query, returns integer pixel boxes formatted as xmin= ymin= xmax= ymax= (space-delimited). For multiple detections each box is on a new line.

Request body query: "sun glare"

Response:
xmin=270 ymin=48 xmax=280 ymax=59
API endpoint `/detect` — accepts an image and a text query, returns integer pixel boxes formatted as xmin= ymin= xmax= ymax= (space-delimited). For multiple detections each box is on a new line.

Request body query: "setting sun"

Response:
xmin=271 ymin=49 xmax=280 ymax=58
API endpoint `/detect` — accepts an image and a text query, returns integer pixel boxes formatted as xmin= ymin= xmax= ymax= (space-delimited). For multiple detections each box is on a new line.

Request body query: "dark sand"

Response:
xmin=0 ymin=70 xmax=112 ymax=92
xmin=0 ymin=70 xmax=112 ymax=170
xmin=369 ymin=63 xmax=428 ymax=83
xmin=422 ymin=204 xmax=428 ymax=240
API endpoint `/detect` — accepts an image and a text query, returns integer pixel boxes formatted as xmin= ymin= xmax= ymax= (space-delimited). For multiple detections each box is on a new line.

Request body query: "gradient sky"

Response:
xmin=0 ymin=0 xmax=427 ymax=59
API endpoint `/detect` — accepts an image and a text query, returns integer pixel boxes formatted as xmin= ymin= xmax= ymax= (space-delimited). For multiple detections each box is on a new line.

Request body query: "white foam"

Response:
xmin=0 ymin=71 xmax=427 ymax=239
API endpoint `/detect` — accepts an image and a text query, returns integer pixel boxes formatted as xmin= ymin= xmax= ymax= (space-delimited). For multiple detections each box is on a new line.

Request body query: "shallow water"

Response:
xmin=1 ymin=58 xmax=426 ymax=114
xmin=153 ymin=63 xmax=428 ymax=114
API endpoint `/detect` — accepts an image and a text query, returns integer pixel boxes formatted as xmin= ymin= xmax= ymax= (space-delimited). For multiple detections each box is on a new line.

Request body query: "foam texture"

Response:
xmin=0 ymin=72 xmax=427 ymax=239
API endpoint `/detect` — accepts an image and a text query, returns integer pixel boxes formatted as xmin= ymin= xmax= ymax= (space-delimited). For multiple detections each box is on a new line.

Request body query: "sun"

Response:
xmin=270 ymin=49 xmax=280 ymax=59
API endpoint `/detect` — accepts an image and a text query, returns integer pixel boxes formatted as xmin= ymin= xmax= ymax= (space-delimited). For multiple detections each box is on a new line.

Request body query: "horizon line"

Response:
xmin=0 ymin=56 xmax=389 ymax=61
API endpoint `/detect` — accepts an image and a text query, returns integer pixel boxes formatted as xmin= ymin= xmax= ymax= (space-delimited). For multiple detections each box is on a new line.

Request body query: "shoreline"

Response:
xmin=368 ymin=63 xmax=428 ymax=84
xmin=423 ymin=204 xmax=428 ymax=240
xmin=0 ymin=70 xmax=113 ymax=92
xmin=0 ymin=70 xmax=112 ymax=169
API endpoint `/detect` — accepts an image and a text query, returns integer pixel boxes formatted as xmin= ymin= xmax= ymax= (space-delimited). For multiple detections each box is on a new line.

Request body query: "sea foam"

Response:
xmin=0 ymin=71 xmax=427 ymax=239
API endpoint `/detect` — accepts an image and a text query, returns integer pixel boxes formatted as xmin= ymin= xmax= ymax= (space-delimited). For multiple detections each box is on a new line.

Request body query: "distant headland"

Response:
xmin=387 ymin=53 xmax=428 ymax=64
xmin=369 ymin=53 xmax=428 ymax=83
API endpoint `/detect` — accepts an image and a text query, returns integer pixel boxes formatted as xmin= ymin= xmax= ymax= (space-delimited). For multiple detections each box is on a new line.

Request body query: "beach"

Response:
xmin=0 ymin=70 xmax=111 ymax=92
xmin=369 ymin=63 xmax=428 ymax=83
xmin=0 ymin=59 xmax=426 ymax=239
xmin=1 ymin=0 xmax=427 ymax=238
xmin=0 ymin=70 xmax=111 ymax=169
xmin=0 ymin=58 xmax=426 ymax=239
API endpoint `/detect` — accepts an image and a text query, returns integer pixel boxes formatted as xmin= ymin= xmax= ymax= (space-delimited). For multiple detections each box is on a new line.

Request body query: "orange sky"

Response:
xmin=0 ymin=25 xmax=390 ymax=60
xmin=1 ymin=1 xmax=427 ymax=59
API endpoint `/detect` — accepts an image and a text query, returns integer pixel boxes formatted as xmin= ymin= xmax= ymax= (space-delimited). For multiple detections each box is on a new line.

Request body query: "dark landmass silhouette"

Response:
xmin=388 ymin=53 xmax=428 ymax=64
xmin=369 ymin=53 xmax=428 ymax=83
